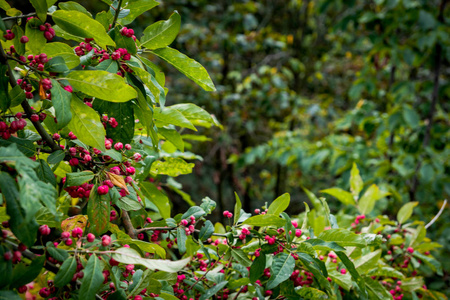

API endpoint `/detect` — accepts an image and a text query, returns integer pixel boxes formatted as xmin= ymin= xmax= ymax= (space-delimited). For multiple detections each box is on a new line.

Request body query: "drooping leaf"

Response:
xmin=47 ymin=150 xmax=65 ymax=164
xmin=0 ymin=136 xmax=36 ymax=157
xmin=177 ymin=227 xmax=187 ymax=254
xmin=181 ymin=206 xmax=206 ymax=220
xmin=151 ymin=47 xmax=215 ymax=91
xmin=119 ymin=0 xmax=159 ymax=25
xmin=9 ymin=85 xmax=25 ymax=107
xmin=321 ymin=187 xmax=355 ymax=205
xmin=59 ymin=1 xmax=92 ymax=16
xmin=66 ymin=171 xmax=94 ymax=187
xmin=65 ymin=70 xmax=136 ymax=102
xmin=79 ymin=254 xmax=104 ymax=300
xmin=354 ymin=249 xmax=382 ymax=275
xmin=250 ymin=254 xmax=266 ymax=283
xmin=67 ymin=95 xmax=106 ymax=151
xmin=112 ymin=247 xmax=190 ymax=273
xmin=199 ymin=220 xmax=214 ymax=241
xmin=50 ymin=79 xmax=72 ymax=129
xmin=296 ymin=287 xmax=329 ymax=299
xmin=363 ymin=276 xmax=393 ymax=300
xmin=141 ymin=11 xmax=181 ymax=50
xmin=158 ymin=128 xmax=184 ymax=152
xmin=25 ymin=18 xmax=46 ymax=54
xmin=318 ymin=229 xmax=366 ymax=247
xmin=54 ymin=257 xmax=78 ymax=287
xmin=30 ymin=0 xmax=47 ymax=21
xmin=10 ymin=255 xmax=45 ymax=288
xmin=335 ymin=251 xmax=367 ymax=298
xmin=199 ymin=281 xmax=228 ymax=300
xmin=35 ymin=159 xmax=56 ymax=186
xmin=231 ymin=249 xmax=252 ymax=267
xmin=52 ymin=10 xmax=115 ymax=48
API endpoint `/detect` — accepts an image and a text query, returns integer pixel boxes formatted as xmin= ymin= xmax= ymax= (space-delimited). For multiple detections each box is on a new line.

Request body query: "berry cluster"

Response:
xmin=38 ymin=21 xmax=56 ymax=41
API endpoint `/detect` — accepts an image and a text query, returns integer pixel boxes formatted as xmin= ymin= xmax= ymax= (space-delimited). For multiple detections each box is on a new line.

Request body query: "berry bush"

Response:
xmin=0 ymin=1 xmax=446 ymax=300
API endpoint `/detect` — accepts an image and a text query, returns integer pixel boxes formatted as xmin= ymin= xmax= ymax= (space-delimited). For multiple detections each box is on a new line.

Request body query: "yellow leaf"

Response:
xmin=61 ymin=215 xmax=88 ymax=233
xmin=107 ymin=171 xmax=129 ymax=194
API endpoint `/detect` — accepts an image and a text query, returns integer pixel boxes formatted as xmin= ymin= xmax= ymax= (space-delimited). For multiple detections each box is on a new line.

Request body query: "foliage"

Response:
xmin=0 ymin=1 xmax=447 ymax=300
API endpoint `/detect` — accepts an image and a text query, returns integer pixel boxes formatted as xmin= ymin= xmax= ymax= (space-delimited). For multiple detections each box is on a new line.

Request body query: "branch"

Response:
xmin=0 ymin=46 xmax=61 ymax=152
xmin=111 ymin=0 xmax=124 ymax=29
xmin=425 ymin=199 xmax=447 ymax=229
xmin=121 ymin=210 xmax=137 ymax=239
xmin=2 ymin=12 xmax=36 ymax=21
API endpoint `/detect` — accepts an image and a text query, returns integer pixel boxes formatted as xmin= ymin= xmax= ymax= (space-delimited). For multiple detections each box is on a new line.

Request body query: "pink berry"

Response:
xmin=97 ymin=185 xmax=109 ymax=195
xmin=30 ymin=114 xmax=39 ymax=122
xmin=407 ymin=247 xmax=414 ymax=254
xmin=63 ymin=85 xmax=73 ymax=93
xmin=69 ymin=158 xmax=79 ymax=166
xmin=3 ymin=251 xmax=13 ymax=261
xmin=20 ymin=36 xmax=29 ymax=43
xmin=72 ymin=227 xmax=83 ymax=238
xmin=87 ymin=233 xmax=95 ymax=243
xmin=65 ymin=238 xmax=73 ymax=246
xmin=114 ymin=142 xmax=123 ymax=151
xmin=340 ymin=268 xmax=347 ymax=274
xmin=101 ymin=235 xmax=111 ymax=246
xmin=61 ymin=231 xmax=70 ymax=239
xmin=125 ymin=144 xmax=132 ymax=150
xmin=295 ymin=229 xmax=302 ymax=237
xmin=39 ymin=224 xmax=51 ymax=236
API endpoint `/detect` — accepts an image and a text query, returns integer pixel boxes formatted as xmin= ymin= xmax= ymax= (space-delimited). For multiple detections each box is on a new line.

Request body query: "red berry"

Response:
xmin=101 ymin=235 xmax=111 ymax=246
xmin=30 ymin=114 xmax=39 ymax=122
xmin=20 ymin=36 xmax=29 ymax=43
xmin=3 ymin=251 xmax=13 ymax=261
xmin=72 ymin=227 xmax=83 ymax=238
xmin=39 ymin=224 xmax=51 ymax=236
xmin=86 ymin=233 xmax=95 ymax=243
xmin=97 ymin=185 xmax=109 ymax=195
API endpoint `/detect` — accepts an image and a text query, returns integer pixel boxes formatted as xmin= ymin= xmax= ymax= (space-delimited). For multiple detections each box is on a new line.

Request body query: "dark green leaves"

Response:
xmin=65 ymin=71 xmax=136 ymax=102
xmin=199 ymin=281 xmax=228 ymax=300
xmin=267 ymin=253 xmax=295 ymax=289
xmin=50 ymin=79 xmax=72 ymax=129
xmin=30 ymin=0 xmax=47 ymax=21
xmin=141 ymin=11 xmax=181 ymax=50
xmin=54 ymin=257 xmax=77 ymax=287
xmin=79 ymin=254 xmax=104 ymax=300
xmin=199 ymin=220 xmax=214 ymax=241
xmin=318 ymin=229 xmax=366 ymax=247
xmin=10 ymin=255 xmax=45 ymax=288
xmin=250 ymin=254 xmax=266 ymax=283
xmin=66 ymin=171 xmax=94 ymax=187
xmin=242 ymin=214 xmax=286 ymax=227
xmin=119 ymin=0 xmax=159 ymax=25
xmin=52 ymin=10 xmax=115 ymax=48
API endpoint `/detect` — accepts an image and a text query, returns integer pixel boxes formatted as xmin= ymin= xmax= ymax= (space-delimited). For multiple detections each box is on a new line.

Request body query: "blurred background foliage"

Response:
xmin=74 ymin=0 xmax=449 ymax=294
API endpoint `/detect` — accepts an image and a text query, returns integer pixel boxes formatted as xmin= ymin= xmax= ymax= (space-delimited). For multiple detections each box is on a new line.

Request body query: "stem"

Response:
xmin=0 ymin=46 xmax=60 ymax=152
xmin=121 ymin=210 xmax=137 ymax=239
xmin=111 ymin=0 xmax=124 ymax=29
xmin=185 ymin=252 xmax=225 ymax=292
xmin=425 ymin=199 xmax=447 ymax=229
xmin=2 ymin=12 xmax=37 ymax=21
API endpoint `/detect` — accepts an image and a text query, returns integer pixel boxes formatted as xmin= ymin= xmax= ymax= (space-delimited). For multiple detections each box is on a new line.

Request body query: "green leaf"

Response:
xmin=350 ymin=163 xmax=363 ymax=199
xmin=119 ymin=0 xmax=159 ymax=25
xmin=242 ymin=214 xmax=286 ymax=227
xmin=10 ymin=255 xmax=45 ymax=288
xmin=9 ymin=85 xmax=25 ymax=107
xmin=400 ymin=277 xmax=424 ymax=292
xmin=43 ymin=42 xmax=80 ymax=69
xmin=367 ymin=266 xmax=405 ymax=279
xmin=35 ymin=159 xmax=56 ymax=186
xmin=129 ymin=65 xmax=165 ymax=107
xmin=297 ymin=253 xmax=332 ymax=294
xmin=51 ymin=10 xmax=115 ymax=48
xmin=413 ymin=252 xmax=443 ymax=275
xmin=66 ymin=171 xmax=94 ymax=187
xmin=116 ymin=196 xmax=141 ymax=211
xmin=354 ymin=249 xmax=382 ymax=275
xmin=59 ymin=1 xmax=92 ymax=16
xmin=30 ymin=0 xmax=47 ymax=21
xmin=119 ymin=239 xmax=165 ymax=258
xmin=154 ymin=107 xmax=196 ymax=131
xmin=54 ymin=257 xmax=77 ymax=287
xmin=267 ymin=193 xmax=290 ymax=216
xmin=200 ymin=197 xmax=216 ymax=214
xmin=112 ymin=247 xmax=190 ymax=273
xmin=231 ymin=249 xmax=252 ymax=267
xmin=358 ymin=184 xmax=390 ymax=215
xmin=318 ymin=229 xmax=366 ymax=247
xmin=46 ymin=56 xmax=69 ymax=73
xmin=140 ymin=181 xmax=171 ymax=219
xmin=181 ymin=206 xmax=206 ymax=220
xmin=0 ymin=144 xmax=38 ymax=167
xmin=92 ymin=100 xmax=134 ymax=144
xmin=199 ymin=281 xmax=228 ymax=300
xmin=321 ymin=187 xmax=355 ymax=205
xmin=88 ymin=186 xmax=110 ymax=236
xmin=79 ymin=254 xmax=104 ymax=300
xmin=0 ymin=136 xmax=36 ymax=157
xmin=171 ymin=103 xmax=217 ymax=128
xmin=335 ymin=251 xmax=367 ymax=298
xmin=0 ymin=65 xmax=10 ymax=112
xmin=305 ymin=238 xmax=346 ymax=252
xmin=397 ymin=201 xmax=418 ymax=224
xmin=296 ymin=287 xmax=329 ymax=299
xmin=249 ymin=254 xmax=266 ymax=283
xmin=47 ymin=150 xmax=65 ymax=164
xmin=67 ymin=95 xmax=106 ymax=152
xmin=158 ymin=128 xmax=184 ymax=152
xmin=110 ymin=26 xmax=136 ymax=54
xmin=177 ymin=227 xmax=187 ymax=254
xmin=0 ymin=172 xmax=38 ymax=247
xmin=141 ymin=11 xmax=181 ymax=50
xmin=65 ymin=70 xmax=136 ymax=102
xmin=12 ymin=25 xmax=25 ymax=55
xmin=46 ymin=242 xmax=69 ymax=262
xmin=50 ymin=79 xmax=72 ymax=129
xmin=25 ymin=18 xmax=47 ymax=54
xmin=151 ymin=47 xmax=215 ymax=91
xmin=0 ymin=291 xmax=21 ymax=300
xmin=96 ymin=59 xmax=119 ymax=73
xmin=267 ymin=253 xmax=296 ymax=289
xmin=199 ymin=220 xmax=214 ymax=241
xmin=150 ymin=157 xmax=194 ymax=177
xmin=328 ymin=269 xmax=352 ymax=291
xmin=108 ymin=289 xmax=127 ymax=300
xmin=364 ymin=276 xmax=393 ymax=300
xmin=402 ymin=106 xmax=420 ymax=129
xmin=234 ymin=192 xmax=242 ymax=224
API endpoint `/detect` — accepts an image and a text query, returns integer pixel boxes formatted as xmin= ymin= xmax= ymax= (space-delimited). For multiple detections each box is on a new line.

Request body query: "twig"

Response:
xmin=2 ymin=12 xmax=37 ymax=21
xmin=185 ymin=252 xmax=225 ymax=293
xmin=110 ymin=0 xmax=124 ymax=29
xmin=121 ymin=210 xmax=137 ymax=239
xmin=425 ymin=199 xmax=447 ymax=229
xmin=0 ymin=46 xmax=60 ymax=152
